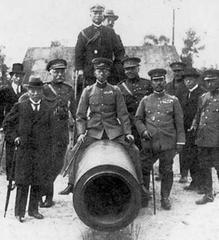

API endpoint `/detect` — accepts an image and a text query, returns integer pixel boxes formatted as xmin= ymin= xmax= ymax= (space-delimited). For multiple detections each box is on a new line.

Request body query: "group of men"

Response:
xmin=0 ymin=3 xmax=218 ymax=223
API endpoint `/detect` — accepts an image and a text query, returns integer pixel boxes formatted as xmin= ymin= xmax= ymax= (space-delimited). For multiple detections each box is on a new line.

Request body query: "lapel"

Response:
xmin=28 ymin=99 xmax=47 ymax=125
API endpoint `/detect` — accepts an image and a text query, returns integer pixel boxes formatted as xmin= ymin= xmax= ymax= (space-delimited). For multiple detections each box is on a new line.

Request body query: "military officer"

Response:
xmin=75 ymin=4 xmax=125 ymax=87
xmin=39 ymin=59 xmax=76 ymax=207
xmin=135 ymin=68 xmax=185 ymax=210
xmin=59 ymin=57 xmax=148 ymax=200
xmin=190 ymin=70 xmax=219 ymax=205
xmin=118 ymin=57 xmax=153 ymax=149
xmin=0 ymin=63 xmax=26 ymax=180
xmin=178 ymin=68 xmax=206 ymax=192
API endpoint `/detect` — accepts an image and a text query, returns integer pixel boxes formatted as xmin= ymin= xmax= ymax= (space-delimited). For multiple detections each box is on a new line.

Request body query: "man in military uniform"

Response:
xmin=0 ymin=63 xmax=26 ymax=180
xmin=75 ymin=4 xmax=125 ymax=87
xmin=118 ymin=57 xmax=153 ymax=149
xmin=135 ymin=68 xmax=185 ymax=210
xmin=190 ymin=70 xmax=219 ymax=205
xmin=39 ymin=59 xmax=76 ymax=207
xmin=177 ymin=68 xmax=206 ymax=192
xmin=166 ymin=61 xmax=188 ymax=183
xmin=59 ymin=57 xmax=147 ymax=199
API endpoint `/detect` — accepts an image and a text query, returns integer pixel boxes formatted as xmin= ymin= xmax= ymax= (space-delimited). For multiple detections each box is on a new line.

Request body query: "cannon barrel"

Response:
xmin=73 ymin=140 xmax=141 ymax=231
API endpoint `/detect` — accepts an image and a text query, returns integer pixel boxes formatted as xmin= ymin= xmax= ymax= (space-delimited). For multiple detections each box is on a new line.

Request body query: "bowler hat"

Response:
xmin=46 ymin=59 xmax=67 ymax=71
xmin=10 ymin=63 xmax=25 ymax=76
xmin=104 ymin=9 xmax=119 ymax=20
xmin=122 ymin=57 xmax=141 ymax=69
xmin=182 ymin=68 xmax=200 ymax=78
xmin=25 ymin=76 xmax=44 ymax=88
xmin=92 ymin=57 xmax=113 ymax=70
xmin=203 ymin=69 xmax=219 ymax=81
xmin=169 ymin=62 xmax=186 ymax=71
xmin=148 ymin=68 xmax=167 ymax=80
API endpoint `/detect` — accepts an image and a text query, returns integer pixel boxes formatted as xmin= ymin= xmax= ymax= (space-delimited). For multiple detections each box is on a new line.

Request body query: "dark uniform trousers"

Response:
xmin=68 ymin=133 xmax=143 ymax=186
xmin=15 ymin=185 xmax=40 ymax=217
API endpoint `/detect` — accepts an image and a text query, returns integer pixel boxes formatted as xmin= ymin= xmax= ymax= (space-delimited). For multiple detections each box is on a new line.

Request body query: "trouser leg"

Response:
xmin=28 ymin=185 xmax=40 ymax=214
xmin=15 ymin=185 xmax=29 ymax=217
xmin=45 ymin=182 xmax=54 ymax=201
xmin=202 ymin=168 xmax=212 ymax=196
xmin=179 ymin=148 xmax=188 ymax=178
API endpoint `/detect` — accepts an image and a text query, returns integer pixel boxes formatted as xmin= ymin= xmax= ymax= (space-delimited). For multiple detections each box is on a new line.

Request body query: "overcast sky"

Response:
xmin=1 ymin=0 xmax=219 ymax=69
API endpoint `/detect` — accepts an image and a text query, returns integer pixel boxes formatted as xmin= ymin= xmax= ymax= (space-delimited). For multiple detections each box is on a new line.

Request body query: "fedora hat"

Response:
xmin=24 ymin=76 xmax=44 ymax=89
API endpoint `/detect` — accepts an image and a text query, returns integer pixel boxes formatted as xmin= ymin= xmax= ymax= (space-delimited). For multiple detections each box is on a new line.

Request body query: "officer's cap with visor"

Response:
xmin=182 ymin=68 xmax=200 ymax=79
xmin=148 ymin=68 xmax=167 ymax=81
xmin=122 ymin=57 xmax=141 ymax=69
xmin=169 ymin=62 xmax=186 ymax=72
xmin=92 ymin=57 xmax=113 ymax=70
xmin=90 ymin=4 xmax=105 ymax=12
xmin=46 ymin=59 xmax=67 ymax=71
xmin=203 ymin=69 xmax=219 ymax=81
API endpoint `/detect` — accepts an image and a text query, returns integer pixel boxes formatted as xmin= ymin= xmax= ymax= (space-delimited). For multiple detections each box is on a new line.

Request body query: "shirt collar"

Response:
xmin=154 ymin=90 xmax=165 ymax=97
xmin=188 ymin=84 xmax=198 ymax=92
xmin=11 ymin=82 xmax=20 ymax=93
xmin=92 ymin=23 xmax=102 ymax=28
xmin=29 ymin=98 xmax=41 ymax=105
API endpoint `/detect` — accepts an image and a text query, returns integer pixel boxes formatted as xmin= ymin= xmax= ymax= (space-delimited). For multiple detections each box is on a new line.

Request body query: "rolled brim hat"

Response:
xmin=46 ymin=59 xmax=67 ymax=71
xmin=104 ymin=9 xmax=119 ymax=20
xmin=148 ymin=68 xmax=167 ymax=80
xmin=24 ymin=76 xmax=44 ymax=89
xmin=122 ymin=57 xmax=141 ymax=69
xmin=203 ymin=69 xmax=219 ymax=81
xmin=92 ymin=57 xmax=113 ymax=70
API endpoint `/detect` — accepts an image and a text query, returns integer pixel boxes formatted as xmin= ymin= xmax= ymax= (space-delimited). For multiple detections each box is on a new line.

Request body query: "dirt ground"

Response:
xmin=0 ymin=155 xmax=219 ymax=240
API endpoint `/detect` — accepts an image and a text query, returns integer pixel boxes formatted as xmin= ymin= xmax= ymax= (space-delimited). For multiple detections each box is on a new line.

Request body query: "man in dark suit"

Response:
xmin=0 ymin=63 xmax=26 ymax=180
xmin=135 ymin=68 xmax=185 ymax=210
xmin=75 ymin=4 xmax=125 ymax=87
xmin=177 ymin=68 xmax=206 ymax=191
xmin=189 ymin=69 xmax=219 ymax=205
xmin=3 ymin=76 xmax=53 ymax=222
xmin=59 ymin=57 xmax=147 ymax=198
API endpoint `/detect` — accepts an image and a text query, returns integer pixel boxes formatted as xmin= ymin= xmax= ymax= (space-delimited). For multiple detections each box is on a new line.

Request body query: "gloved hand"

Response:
xmin=176 ymin=144 xmax=184 ymax=153
xmin=125 ymin=134 xmax=134 ymax=143
xmin=14 ymin=137 xmax=21 ymax=146
xmin=142 ymin=130 xmax=152 ymax=140
xmin=77 ymin=134 xmax=86 ymax=143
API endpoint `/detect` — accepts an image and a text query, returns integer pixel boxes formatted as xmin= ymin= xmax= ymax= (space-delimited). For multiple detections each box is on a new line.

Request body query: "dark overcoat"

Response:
xmin=3 ymin=99 xmax=53 ymax=185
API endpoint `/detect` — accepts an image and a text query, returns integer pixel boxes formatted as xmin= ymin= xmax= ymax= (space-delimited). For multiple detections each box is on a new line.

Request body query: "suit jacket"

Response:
xmin=135 ymin=92 xmax=185 ymax=151
xmin=0 ymin=85 xmax=26 ymax=127
xmin=3 ymin=99 xmax=53 ymax=185
xmin=193 ymin=91 xmax=219 ymax=147
xmin=75 ymin=25 xmax=125 ymax=84
xmin=76 ymin=82 xmax=131 ymax=140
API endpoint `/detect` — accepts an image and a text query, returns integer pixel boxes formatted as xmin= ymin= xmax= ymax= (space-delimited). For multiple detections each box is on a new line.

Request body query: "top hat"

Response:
xmin=148 ymin=68 xmax=167 ymax=80
xmin=9 ymin=63 xmax=25 ymax=76
xmin=104 ymin=9 xmax=119 ymax=20
xmin=46 ymin=59 xmax=67 ymax=71
xmin=92 ymin=57 xmax=113 ymax=70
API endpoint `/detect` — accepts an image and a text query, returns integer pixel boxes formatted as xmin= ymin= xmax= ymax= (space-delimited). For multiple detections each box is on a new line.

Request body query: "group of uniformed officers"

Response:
xmin=0 ymin=3 xmax=218 ymax=223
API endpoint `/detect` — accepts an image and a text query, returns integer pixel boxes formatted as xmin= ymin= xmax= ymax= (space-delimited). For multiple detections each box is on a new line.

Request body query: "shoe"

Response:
xmin=28 ymin=211 xmax=44 ymax=219
xmin=179 ymin=176 xmax=188 ymax=183
xmin=161 ymin=198 xmax=171 ymax=210
xmin=59 ymin=184 xmax=74 ymax=195
xmin=15 ymin=215 xmax=25 ymax=223
xmin=40 ymin=199 xmax=54 ymax=208
xmin=195 ymin=195 xmax=214 ymax=205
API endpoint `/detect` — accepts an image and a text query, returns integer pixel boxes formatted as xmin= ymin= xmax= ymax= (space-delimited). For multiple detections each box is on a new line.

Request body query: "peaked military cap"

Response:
xmin=92 ymin=57 xmax=113 ymax=70
xmin=46 ymin=59 xmax=67 ymax=71
xmin=182 ymin=68 xmax=200 ymax=78
xmin=203 ymin=69 xmax=219 ymax=81
xmin=169 ymin=61 xmax=186 ymax=71
xmin=10 ymin=63 xmax=25 ymax=76
xmin=148 ymin=68 xmax=167 ymax=80
xmin=25 ymin=76 xmax=44 ymax=88
xmin=90 ymin=4 xmax=105 ymax=12
xmin=104 ymin=9 xmax=119 ymax=20
xmin=122 ymin=57 xmax=141 ymax=69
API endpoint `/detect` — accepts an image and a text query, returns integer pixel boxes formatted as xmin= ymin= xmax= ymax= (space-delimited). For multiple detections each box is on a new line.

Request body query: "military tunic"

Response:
xmin=75 ymin=25 xmax=125 ymax=85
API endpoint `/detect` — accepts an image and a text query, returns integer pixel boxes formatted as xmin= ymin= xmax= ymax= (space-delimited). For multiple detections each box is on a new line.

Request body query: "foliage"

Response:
xmin=143 ymin=34 xmax=170 ymax=46
xmin=0 ymin=46 xmax=9 ymax=86
xmin=50 ymin=40 xmax=62 ymax=47
xmin=180 ymin=28 xmax=205 ymax=67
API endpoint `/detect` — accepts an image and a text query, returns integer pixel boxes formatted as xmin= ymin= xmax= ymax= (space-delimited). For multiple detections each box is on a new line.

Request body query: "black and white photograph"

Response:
xmin=0 ymin=0 xmax=219 ymax=239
